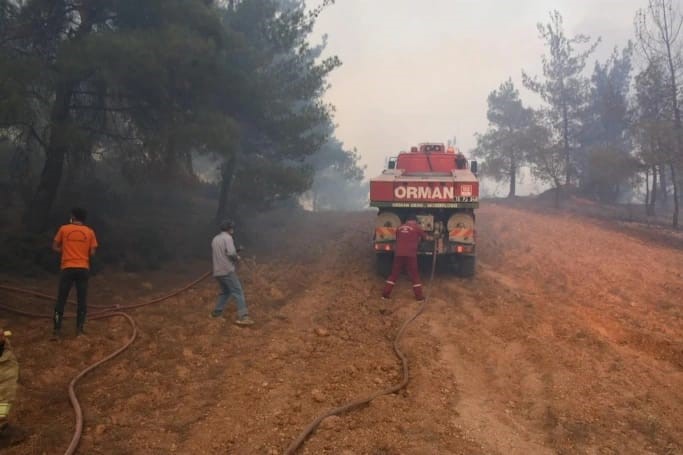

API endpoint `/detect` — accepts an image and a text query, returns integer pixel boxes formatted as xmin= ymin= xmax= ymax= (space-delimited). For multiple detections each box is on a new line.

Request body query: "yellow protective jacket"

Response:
xmin=0 ymin=342 xmax=18 ymax=419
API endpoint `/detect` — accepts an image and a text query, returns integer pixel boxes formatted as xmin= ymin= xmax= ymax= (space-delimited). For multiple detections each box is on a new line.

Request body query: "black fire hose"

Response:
xmin=285 ymin=246 xmax=438 ymax=454
xmin=0 ymin=271 xmax=210 ymax=454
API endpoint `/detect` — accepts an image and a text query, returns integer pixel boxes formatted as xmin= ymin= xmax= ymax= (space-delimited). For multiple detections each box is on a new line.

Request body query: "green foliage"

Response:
xmin=0 ymin=0 xmax=343 ymax=236
xmin=584 ymin=45 xmax=633 ymax=146
xmin=634 ymin=60 xmax=676 ymax=165
xmin=222 ymin=0 xmax=336 ymax=143
xmin=473 ymin=79 xmax=533 ymax=197
xmin=76 ymin=1 xmax=242 ymax=176
xmin=231 ymin=156 xmax=313 ymax=210
xmin=583 ymin=145 xmax=641 ymax=202
xmin=578 ymin=44 xmax=636 ymax=202
xmin=121 ymin=227 xmax=171 ymax=272
xmin=522 ymin=10 xmax=599 ymax=185
xmin=216 ymin=0 xmax=342 ymax=214
xmin=635 ymin=0 xmax=683 ymax=228
xmin=519 ymin=117 xmax=560 ymax=187
xmin=0 ymin=232 xmax=59 ymax=275
xmin=307 ymin=135 xmax=366 ymax=210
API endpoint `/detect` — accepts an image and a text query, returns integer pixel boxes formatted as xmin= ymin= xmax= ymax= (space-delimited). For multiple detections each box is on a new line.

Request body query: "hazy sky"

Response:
xmin=313 ymin=0 xmax=647 ymax=181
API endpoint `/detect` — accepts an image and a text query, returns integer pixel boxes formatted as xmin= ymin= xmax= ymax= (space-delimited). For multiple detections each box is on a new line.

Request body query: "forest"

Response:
xmin=0 ymin=0 xmax=365 ymax=273
xmin=474 ymin=2 xmax=683 ymax=229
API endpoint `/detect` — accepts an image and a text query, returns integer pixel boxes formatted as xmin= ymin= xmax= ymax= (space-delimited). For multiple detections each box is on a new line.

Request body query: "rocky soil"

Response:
xmin=1 ymin=203 xmax=682 ymax=454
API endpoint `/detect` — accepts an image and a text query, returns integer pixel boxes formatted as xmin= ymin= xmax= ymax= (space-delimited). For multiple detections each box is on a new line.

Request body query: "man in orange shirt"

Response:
xmin=52 ymin=208 xmax=98 ymax=338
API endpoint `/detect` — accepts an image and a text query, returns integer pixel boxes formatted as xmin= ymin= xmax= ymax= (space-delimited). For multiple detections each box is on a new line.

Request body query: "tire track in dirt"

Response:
xmin=421 ymin=203 xmax=683 ymax=455
xmin=426 ymin=278 xmax=556 ymax=455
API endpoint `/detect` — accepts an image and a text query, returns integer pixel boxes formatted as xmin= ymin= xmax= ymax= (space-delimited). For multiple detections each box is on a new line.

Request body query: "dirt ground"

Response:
xmin=1 ymin=202 xmax=683 ymax=454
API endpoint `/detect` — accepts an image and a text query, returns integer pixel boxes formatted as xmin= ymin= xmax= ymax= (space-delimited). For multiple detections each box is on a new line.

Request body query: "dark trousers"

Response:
xmin=382 ymin=255 xmax=424 ymax=300
xmin=54 ymin=268 xmax=89 ymax=329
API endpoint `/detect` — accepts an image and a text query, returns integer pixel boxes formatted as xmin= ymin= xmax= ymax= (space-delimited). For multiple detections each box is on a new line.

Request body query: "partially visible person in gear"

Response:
xmin=0 ymin=329 xmax=20 ymax=447
xmin=455 ymin=151 xmax=468 ymax=169
xmin=52 ymin=207 xmax=99 ymax=339
xmin=382 ymin=214 xmax=427 ymax=300
xmin=210 ymin=219 xmax=254 ymax=326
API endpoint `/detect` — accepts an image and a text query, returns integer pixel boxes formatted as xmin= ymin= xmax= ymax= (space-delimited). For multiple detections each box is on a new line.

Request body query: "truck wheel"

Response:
xmin=458 ymin=255 xmax=476 ymax=278
xmin=376 ymin=253 xmax=393 ymax=277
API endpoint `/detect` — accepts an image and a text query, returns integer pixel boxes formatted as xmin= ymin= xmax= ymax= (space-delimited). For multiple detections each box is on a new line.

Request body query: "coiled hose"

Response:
xmin=0 ymin=271 xmax=210 ymax=454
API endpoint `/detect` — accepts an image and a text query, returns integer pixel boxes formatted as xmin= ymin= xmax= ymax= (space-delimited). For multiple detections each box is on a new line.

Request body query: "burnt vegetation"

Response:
xmin=0 ymin=0 xmax=365 ymax=273
xmin=474 ymin=2 xmax=683 ymax=230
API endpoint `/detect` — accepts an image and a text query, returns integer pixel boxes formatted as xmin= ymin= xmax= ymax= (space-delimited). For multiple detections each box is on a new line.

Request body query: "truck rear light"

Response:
xmin=453 ymin=244 xmax=474 ymax=254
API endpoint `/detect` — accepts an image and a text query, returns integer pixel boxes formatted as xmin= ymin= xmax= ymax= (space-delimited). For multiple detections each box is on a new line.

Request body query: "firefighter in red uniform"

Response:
xmin=382 ymin=214 xmax=426 ymax=300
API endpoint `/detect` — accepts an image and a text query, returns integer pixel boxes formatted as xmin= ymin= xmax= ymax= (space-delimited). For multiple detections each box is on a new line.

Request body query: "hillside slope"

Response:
xmin=2 ymin=204 xmax=682 ymax=454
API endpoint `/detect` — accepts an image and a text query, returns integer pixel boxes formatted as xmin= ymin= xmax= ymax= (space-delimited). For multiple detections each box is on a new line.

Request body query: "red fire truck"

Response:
xmin=370 ymin=143 xmax=479 ymax=277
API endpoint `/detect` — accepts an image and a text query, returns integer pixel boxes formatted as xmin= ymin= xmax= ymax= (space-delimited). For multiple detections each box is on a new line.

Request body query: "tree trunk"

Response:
xmin=23 ymin=8 xmax=96 ymax=233
xmin=508 ymin=162 xmax=517 ymax=197
xmin=660 ymin=164 xmax=668 ymax=206
xmin=671 ymin=163 xmax=679 ymax=229
xmin=553 ymin=179 xmax=562 ymax=209
xmin=162 ymin=132 xmax=194 ymax=181
xmin=563 ymin=104 xmax=570 ymax=186
xmin=24 ymin=80 xmax=75 ymax=232
xmin=645 ymin=167 xmax=650 ymax=208
xmin=216 ymin=153 xmax=238 ymax=222
xmin=648 ymin=165 xmax=658 ymax=216
xmin=664 ymin=12 xmax=681 ymax=220
xmin=183 ymin=150 xmax=194 ymax=177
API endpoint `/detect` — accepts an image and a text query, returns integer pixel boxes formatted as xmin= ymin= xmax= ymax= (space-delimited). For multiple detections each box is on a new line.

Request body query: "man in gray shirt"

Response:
xmin=211 ymin=220 xmax=254 ymax=326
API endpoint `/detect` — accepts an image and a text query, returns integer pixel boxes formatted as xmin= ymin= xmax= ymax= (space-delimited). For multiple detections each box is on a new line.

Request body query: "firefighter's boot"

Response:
xmin=382 ymin=280 xmax=395 ymax=299
xmin=51 ymin=311 xmax=63 ymax=340
xmin=76 ymin=310 xmax=86 ymax=336
xmin=413 ymin=284 xmax=425 ymax=301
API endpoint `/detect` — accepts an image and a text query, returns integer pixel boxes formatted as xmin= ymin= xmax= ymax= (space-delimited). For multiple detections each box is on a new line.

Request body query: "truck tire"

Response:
xmin=458 ymin=255 xmax=476 ymax=278
xmin=376 ymin=253 xmax=393 ymax=277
